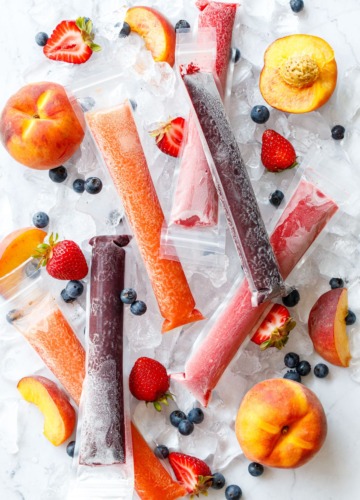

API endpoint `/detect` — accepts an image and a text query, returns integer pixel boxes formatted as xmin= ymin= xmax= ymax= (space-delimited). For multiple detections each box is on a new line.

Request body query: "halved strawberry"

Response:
xmin=149 ymin=117 xmax=185 ymax=157
xmin=168 ymin=452 xmax=212 ymax=496
xmin=251 ymin=304 xmax=296 ymax=350
xmin=44 ymin=17 xmax=101 ymax=64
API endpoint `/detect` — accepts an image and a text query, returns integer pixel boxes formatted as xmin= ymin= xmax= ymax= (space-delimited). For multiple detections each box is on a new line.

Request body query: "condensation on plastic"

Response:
xmin=67 ymin=236 xmax=134 ymax=500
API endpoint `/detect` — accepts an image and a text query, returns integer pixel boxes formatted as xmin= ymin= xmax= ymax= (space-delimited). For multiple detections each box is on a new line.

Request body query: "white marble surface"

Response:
xmin=1 ymin=1 xmax=360 ymax=499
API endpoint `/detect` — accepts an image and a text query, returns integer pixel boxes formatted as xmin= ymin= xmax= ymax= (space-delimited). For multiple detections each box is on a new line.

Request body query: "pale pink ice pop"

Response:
xmin=170 ymin=1 xmax=237 ymax=228
xmin=172 ymin=179 xmax=338 ymax=405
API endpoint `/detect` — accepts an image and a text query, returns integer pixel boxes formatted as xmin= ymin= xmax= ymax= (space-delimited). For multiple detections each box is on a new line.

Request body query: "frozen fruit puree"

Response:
xmin=170 ymin=1 xmax=237 ymax=228
xmin=182 ymin=69 xmax=285 ymax=306
xmin=131 ymin=422 xmax=187 ymax=500
xmin=13 ymin=293 xmax=85 ymax=406
xmin=86 ymin=101 xmax=203 ymax=332
xmin=173 ymin=179 xmax=338 ymax=405
xmin=78 ymin=235 xmax=130 ymax=466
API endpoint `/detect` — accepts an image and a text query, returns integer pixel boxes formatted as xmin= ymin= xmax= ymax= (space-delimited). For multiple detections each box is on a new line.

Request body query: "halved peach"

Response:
xmin=308 ymin=288 xmax=351 ymax=367
xmin=17 ymin=376 xmax=76 ymax=446
xmin=0 ymin=227 xmax=47 ymax=278
xmin=124 ymin=7 xmax=176 ymax=66
xmin=260 ymin=34 xmax=337 ymax=113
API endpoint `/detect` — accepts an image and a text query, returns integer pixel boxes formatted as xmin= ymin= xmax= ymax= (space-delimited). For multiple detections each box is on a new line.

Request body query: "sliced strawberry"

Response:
xmin=169 ymin=452 xmax=212 ymax=496
xmin=149 ymin=117 xmax=185 ymax=157
xmin=44 ymin=17 xmax=101 ymax=64
xmin=251 ymin=304 xmax=296 ymax=350
xmin=261 ymin=129 xmax=297 ymax=172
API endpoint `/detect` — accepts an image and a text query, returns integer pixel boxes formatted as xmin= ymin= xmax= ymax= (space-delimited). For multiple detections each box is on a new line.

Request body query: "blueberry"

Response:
xmin=85 ymin=177 xmax=103 ymax=194
xmin=32 ymin=211 xmax=49 ymax=228
xmin=35 ymin=32 xmax=48 ymax=46
xmin=84 ymin=17 xmax=91 ymax=24
xmin=65 ymin=280 xmax=84 ymax=299
xmin=284 ymin=370 xmax=301 ymax=383
xmin=129 ymin=99 xmax=137 ymax=111
xmin=175 ymin=19 xmax=191 ymax=31
xmin=130 ymin=300 xmax=147 ymax=316
xmin=282 ymin=289 xmax=300 ymax=307
xmin=120 ymin=288 xmax=137 ymax=304
xmin=331 ymin=125 xmax=345 ymax=140
xmin=170 ymin=410 xmax=186 ymax=428
xmin=6 ymin=309 xmax=22 ymax=324
xmin=248 ymin=462 xmax=264 ymax=477
xmin=49 ymin=166 xmax=68 ymax=183
xmin=61 ymin=289 xmax=75 ymax=304
xmin=345 ymin=310 xmax=356 ymax=325
xmin=250 ymin=105 xmax=270 ymax=124
xmin=329 ymin=277 xmax=344 ymax=289
xmin=314 ymin=363 xmax=329 ymax=378
xmin=24 ymin=259 xmax=41 ymax=279
xmin=119 ymin=22 xmax=131 ymax=38
xmin=231 ymin=47 xmax=241 ymax=64
xmin=154 ymin=444 xmax=169 ymax=459
xmin=269 ymin=190 xmax=284 ymax=208
xmin=79 ymin=96 xmax=96 ymax=112
xmin=225 ymin=484 xmax=242 ymax=500
xmin=66 ymin=441 xmax=76 ymax=457
xmin=284 ymin=352 xmax=300 ymax=368
xmin=73 ymin=179 xmax=85 ymax=193
xmin=296 ymin=360 xmax=311 ymax=376
xmin=290 ymin=0 xmax=304 ymax=13
xmin=211 ymin=472 xmax=226 ymax=489
xmin=187 ymin=407 xmax=204 ymax=424
xmin=178 ymin=419 xmax=194 ymax=436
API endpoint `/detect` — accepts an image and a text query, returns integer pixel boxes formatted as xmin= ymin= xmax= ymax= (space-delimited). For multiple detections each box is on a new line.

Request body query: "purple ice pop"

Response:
xmin=181 ymin=67 xmax=285 ymax=305
xmin=79 ymin=234 xmax=130 ymax=466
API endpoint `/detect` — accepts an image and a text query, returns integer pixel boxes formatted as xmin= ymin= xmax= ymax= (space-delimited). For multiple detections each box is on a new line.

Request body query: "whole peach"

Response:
xmin=0 ymin=81 xmax=85 ymax=169
xmin=235 ymin=378 xmax=327 ymax=468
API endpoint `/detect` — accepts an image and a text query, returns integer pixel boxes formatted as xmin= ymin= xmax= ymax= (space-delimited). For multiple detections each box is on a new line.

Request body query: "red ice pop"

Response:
xmin=172 ymin=179 xmax=338 ymax=405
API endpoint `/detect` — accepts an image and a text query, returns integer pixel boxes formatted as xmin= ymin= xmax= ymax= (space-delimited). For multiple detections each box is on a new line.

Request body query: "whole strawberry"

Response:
xmin=129 ymin=357 xmax=172 ymax=411
xmin=169 ymin=452 xmax=213 ymax=496
xmin=261 ymin=129 xmax=297 ymax=172
xmin=34 ymin=233 xmax=88 ymax=280
xmin=251 ymin=304 xmax=296 ymax=350
xmin=149 ymin=117 xmax=185 ymax=157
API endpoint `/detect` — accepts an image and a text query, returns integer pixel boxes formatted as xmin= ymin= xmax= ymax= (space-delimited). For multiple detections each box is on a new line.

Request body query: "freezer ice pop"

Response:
xmin=12 ymin=292 xmax=85 ymax=406
xmin=78 ymin=235 xmax=130 ymax=466
xmin=131 ymin=422 xmax=187 ymax=500
xmin=172 ymin=179 xmax=338 ymax=405
xmin=181 ymin=68 xmax=285 ymax=305
xmin=170 ymin=1 xmax=237 ymax=228
xmin=86 ymin=102 xmax=203 ymax=332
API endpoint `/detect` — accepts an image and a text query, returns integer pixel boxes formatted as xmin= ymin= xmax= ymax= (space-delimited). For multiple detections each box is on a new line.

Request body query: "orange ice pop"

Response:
xmin=13 ymin=293 xmax=85 ymax=405
xmin=131 ymin=422 xmax=187 ymax=500
xmin=86 ymin=102 xmax=203 ymax=332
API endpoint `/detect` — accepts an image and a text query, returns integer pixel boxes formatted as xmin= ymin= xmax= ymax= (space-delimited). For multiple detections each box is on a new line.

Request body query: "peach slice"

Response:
xmin=124 ymin=7 xmax=176 ymax=66
xmin=308 ymin=288 xmax=351 ymax=367
xmin=17 ymin=376 xmax=76 ymax=446
xmin=260 ymin=34 xmax=337 ymax=113
xmin=0 ymin=227 xmax=47 ymax=278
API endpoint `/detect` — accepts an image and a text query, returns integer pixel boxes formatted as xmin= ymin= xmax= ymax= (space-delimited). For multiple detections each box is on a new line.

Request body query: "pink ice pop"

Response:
xmin=170 ymin=1 xmax=237 ymax=228
xmin=172 ymin=179 xmax=338 ymax=406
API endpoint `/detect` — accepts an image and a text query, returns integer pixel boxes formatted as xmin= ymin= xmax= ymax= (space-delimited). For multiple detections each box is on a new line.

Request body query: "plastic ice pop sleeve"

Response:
xmin=7 ymin=282 xmax=85 ymax=405
xmin=131 ymin=423 xmax=187 ymax=500
xmin=180 ymin=67 xmax=286 ymax=306
xmin=172 ymin=178 xmax=339 ymax=406
xmin=85 ymin=100 xmax=203 ymax=332
xmin=68 ymin=235 xmax=134 ymax=500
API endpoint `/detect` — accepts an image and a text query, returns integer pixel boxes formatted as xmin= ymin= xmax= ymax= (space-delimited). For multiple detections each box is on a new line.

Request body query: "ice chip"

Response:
xmin=0 ymin=399 xmax=19 ymax=454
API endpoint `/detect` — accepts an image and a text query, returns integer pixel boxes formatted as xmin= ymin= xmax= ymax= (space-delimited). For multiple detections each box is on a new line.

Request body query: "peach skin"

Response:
xmin=0 ymin=81 xmax=85 ymax=169
xmin=235 ymin=378 xmax=327 ymax=468
xmin=17 ymin=375 xmax=76 ymax=446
